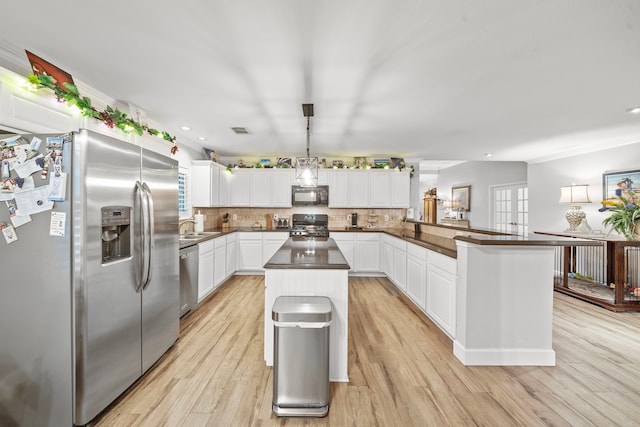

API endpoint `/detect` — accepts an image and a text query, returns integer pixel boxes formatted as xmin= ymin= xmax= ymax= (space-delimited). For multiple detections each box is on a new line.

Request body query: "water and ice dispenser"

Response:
xmin=101 ymin=206 xmax=131 ymax=264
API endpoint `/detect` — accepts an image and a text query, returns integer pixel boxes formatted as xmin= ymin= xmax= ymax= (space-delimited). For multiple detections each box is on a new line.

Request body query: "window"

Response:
xmin=178 ymin=167 xmax=191 ymax=219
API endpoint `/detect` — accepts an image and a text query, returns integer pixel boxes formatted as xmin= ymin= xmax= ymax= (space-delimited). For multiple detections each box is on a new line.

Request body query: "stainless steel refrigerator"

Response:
xmin=0 ymin=129 xmax=179 ymax=426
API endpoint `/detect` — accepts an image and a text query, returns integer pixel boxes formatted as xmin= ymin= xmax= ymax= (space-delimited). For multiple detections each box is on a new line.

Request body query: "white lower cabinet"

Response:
xmin=213 ymin=237 xmax=226 ymax=287
xmin=406 ymin=243 xmax=427 ymax=310
xmin=197 ymin=240 xmax=214 ymax=302
xmin=426 ymin=251 xmax=457 ymax=337
xmin=236 ymin=232 xmax=263 ymax=271
xmin=262 ymin=232 xmax=289 ymax=265
xmin=380 ymin=234 xmax=407 ymax=290
xmin=225 ymin=233 xmax=237 ymax=278
xmin=331 ymin=232 xmax=354 ymax=271
xmin=381 ymin=236 xmax=394 ymax=277
xmin=354 ymin=233 xmax=380 ymax=272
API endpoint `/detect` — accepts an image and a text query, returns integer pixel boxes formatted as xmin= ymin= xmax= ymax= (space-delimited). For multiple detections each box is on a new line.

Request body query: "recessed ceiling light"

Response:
xmin=484 ymin=153 xmax=493 ymax=157
xmin=197 ymin=136 xmax=207 ymax=141
xmin=180 ymin=126 xmax=191 ymax=131
xmin=231 ymin=127 xmax=249 ymax=134
xmin=627 ymin=106 xmax=640 ymax=114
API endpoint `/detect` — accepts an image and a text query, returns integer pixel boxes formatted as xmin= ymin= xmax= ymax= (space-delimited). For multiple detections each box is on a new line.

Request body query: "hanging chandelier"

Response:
xmin=295 ymin=103 xmax=318 ymax=187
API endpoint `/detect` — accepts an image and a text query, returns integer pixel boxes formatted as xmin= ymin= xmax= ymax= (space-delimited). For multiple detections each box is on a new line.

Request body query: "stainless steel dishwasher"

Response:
xmin=179 ymin=244 xmax=199 ymax=317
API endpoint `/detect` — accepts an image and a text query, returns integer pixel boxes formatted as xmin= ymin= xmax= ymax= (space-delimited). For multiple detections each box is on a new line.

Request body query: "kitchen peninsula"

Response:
xmin=263 ymin=237 xmax=350 ymax=382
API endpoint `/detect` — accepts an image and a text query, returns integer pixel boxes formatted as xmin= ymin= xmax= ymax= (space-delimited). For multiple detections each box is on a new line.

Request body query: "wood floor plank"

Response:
xmin=93 ymin=275 xmax=640 ymax=427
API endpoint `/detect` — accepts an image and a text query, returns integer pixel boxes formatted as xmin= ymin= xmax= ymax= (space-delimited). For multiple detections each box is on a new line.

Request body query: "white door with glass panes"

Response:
xmin=491 ymin=183 xmax=528 ymax=236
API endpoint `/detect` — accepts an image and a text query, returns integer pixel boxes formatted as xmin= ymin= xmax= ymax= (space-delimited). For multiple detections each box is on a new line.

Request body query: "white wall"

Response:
xmin=437 ymin=161 xmax=527 ymax=228
xmin=528 ymin=141 xmax=640 ymax=235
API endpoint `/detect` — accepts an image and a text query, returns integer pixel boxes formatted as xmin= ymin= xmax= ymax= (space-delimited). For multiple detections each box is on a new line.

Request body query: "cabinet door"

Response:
xmin=197 ymin=241 xmax=214 ymax=302
xmin=226 ymin=237 xmax=237 ymax=277
xmin=348 ymin=171 xmax=369 ymax=207
xmin=237 ymin=233 xmax=263 ymax=271
xmin=369 ymin=171 xmax=390 ymax=208
xmin=406 ymin=244 xmax=427 ymax=309
xmin=191 ymin=161 xmax=212 ymax=207
xmin=426 ymin=252 xmax=457 ymax=337
xmin=328 ymin=170 xmax=349 ymax=207
xmin=213 ymin=238 xmax=226 ymax=287
xmin=317 ymin=169 xmax=329 ymax=186
xmin=262 ymin=232 xmax=289 ymax=264
xmin=230 ymin=170 xmax=252 ymax=206
xmin=0 ymin=80 xmax=80 ymax=133
xmin=270 ymin=169 xmax=292 ymax=207
xmin=251 ymin=170 xmax=271 ymax=206
xmin=381 ymin=241 xmax=394 ymax=277
xmin=354 ymin=233 xmax=380 ymax=272
xmin=219 ymin=167 xmax=232 ymax=206
xmin=210 ymin=166 xmax=220 ymax=206
xmin=393 ymin=246 xmax=407 ymax=291
xmin=332 ymin=233 xmax=354 ymax=271
xmin=390 ymin=171 xmax=410 ymax=208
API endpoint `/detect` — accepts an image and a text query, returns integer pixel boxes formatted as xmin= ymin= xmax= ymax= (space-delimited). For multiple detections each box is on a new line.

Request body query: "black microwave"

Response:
xmin=291 ymin=185 xmax=329 ymax=206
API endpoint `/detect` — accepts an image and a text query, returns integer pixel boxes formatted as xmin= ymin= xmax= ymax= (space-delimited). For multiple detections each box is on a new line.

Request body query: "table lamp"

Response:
xmin=559 ymin=184 xmax=591 ymax=231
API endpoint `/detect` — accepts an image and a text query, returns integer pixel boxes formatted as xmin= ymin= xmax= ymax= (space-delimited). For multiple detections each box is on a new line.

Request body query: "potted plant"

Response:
xmin=600 ymin=195 xmax=640 ymax=240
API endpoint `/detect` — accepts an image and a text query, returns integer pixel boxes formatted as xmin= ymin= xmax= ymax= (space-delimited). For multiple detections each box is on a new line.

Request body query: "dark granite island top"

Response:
xmin=263 ymin=237 xmax=350 ymax=270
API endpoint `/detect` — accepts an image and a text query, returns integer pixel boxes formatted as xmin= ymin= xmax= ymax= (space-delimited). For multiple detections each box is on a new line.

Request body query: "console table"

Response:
xmin=535 ymin=231 xmax=640 ymax=311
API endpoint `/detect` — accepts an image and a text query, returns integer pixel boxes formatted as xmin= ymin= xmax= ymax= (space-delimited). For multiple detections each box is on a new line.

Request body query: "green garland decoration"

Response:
xmin=28 ymin=74 xmax=179 ymax=155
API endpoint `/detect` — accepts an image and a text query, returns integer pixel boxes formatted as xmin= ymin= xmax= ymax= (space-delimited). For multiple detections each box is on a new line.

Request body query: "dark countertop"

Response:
xmin=329 ymin=227 xmax=458 ymax=258
xmin=179 ymin=226 xmax=600 ymax=256
xmin=263 ymin=237 xmax=350 ymax=270
xmin=454 ymin=232 xmax=603 ymax=247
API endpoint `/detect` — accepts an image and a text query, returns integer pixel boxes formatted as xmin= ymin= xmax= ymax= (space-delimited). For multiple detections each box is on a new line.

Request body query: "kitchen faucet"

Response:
xmin=179 ymin=219 xmax=197 ymax=235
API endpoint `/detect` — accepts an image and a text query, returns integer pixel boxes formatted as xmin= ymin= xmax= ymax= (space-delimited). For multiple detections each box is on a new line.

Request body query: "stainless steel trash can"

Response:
xmin=272 ymin=296 xmax=332 ymax=417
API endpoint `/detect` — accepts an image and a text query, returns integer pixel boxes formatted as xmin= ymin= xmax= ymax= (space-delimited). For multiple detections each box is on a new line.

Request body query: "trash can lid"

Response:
xmin=272 ymin=296 xmax=332 ymax=322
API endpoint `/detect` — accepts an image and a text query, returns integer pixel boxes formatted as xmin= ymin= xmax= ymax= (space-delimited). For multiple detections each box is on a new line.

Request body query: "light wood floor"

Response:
xmin=94 ymin=275 xmax=640 ymax=426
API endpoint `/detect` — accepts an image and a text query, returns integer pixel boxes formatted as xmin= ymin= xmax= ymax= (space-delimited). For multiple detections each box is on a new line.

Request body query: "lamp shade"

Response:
xmin=559 ymin=184 xmax=591 ymax=204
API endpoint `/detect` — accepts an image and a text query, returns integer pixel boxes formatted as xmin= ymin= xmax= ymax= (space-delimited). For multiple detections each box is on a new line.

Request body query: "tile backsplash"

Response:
xmin=193 ymin=207 xmax=407 ymax=230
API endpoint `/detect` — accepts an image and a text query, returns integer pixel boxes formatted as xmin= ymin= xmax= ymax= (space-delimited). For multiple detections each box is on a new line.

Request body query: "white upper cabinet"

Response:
xmin=250 ymin=169 xmax=271 ymax=207
xmin=390 ymin=171 xmax=410 ymax=208
xmin=369 ymin=170 xmax=390 ymax=207
xmin=230 ymin=169 xmax=252 ymax=206
xmin=328 ymin=170 xmax=349 ymax=207
xmin=191 ymin=161 xmax=226 ymax=207
xmin=327 ymin=169 xmax=410 ymax=208
xmin=191 ymin=161 xmax=213 ymax=207
xmin=348 ymin=170 xmax=369 ymax=207
xmin=0 ymin=78 xmax=80 ymax=133
xmin=229 ymin=168 xmax=292 ymax=207
xmin=270 ymin=169 xmax=293 ymax=207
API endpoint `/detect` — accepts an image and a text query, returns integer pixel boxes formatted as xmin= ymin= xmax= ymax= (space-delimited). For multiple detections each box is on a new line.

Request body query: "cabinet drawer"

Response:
xmin=355 ymin=232 xmax=379 ymax=242
xmin=427 ymin=250 xmax=456 ymax=275
xmin=214 ymin=236 xmax=226 ymax=249
xmin=407 ymin=242 xmax=427 ymax=260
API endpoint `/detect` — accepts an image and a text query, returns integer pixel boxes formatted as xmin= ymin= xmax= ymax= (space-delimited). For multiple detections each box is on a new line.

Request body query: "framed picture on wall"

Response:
xmin=602 ymin=169 xmax=640 ymax=202
xmin=452 ymin=185 xmax=471 ymax=211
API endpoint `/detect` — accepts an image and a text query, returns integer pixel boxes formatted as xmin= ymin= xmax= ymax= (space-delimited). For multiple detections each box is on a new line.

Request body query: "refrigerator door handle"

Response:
xmin=142 ymin=182 xmax=155 ymax=290
xmin=136 ymin=181 xmax=150 ymax=292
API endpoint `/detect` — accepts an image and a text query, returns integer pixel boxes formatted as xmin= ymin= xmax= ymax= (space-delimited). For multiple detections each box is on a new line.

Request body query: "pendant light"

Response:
xmin=295 ymin=103 xmax=318 ymax=187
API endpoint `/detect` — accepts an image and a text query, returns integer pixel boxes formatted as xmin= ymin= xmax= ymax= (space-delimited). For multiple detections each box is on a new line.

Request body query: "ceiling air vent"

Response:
xmin=231 ymin=127 xmax=249 ymax=134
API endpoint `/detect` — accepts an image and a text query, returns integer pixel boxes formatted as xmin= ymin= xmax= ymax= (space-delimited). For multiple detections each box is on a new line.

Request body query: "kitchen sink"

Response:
xmin=179 ymin=231 xmax=221 ymax=240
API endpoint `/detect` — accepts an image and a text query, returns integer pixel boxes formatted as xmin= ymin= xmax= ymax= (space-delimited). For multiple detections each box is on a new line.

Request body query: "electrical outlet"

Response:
xmin=384 ymin=215 xmax=389 ymax=222
xmin=232 ymin=214 xmax=237 ymax=220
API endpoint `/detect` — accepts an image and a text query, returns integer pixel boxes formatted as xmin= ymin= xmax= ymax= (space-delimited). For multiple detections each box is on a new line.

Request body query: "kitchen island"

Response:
xmin=263 ymin=237 xmax=350 ymax=382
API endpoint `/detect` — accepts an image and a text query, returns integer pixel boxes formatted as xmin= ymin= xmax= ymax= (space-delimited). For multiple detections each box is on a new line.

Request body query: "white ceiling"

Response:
xmin=1 ymin=1 xmax=640 ymax=165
